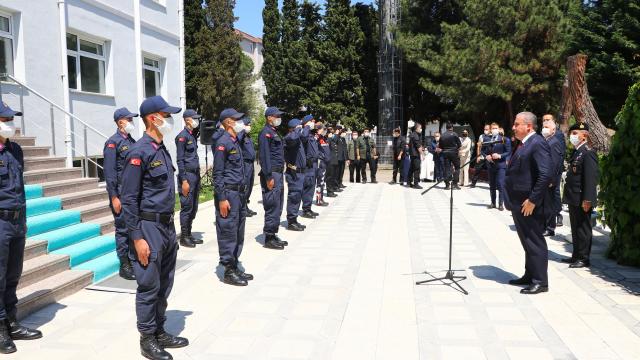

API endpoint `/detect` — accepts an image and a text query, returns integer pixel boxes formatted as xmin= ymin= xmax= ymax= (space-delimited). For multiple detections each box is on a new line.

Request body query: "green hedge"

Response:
xmin=601 ymin=82 xmax=640 ymax=266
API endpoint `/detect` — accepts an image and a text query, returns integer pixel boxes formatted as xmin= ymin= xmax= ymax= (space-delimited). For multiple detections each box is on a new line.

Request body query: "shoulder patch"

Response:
xmin=107 ymin=143 xmax=116 ymax=148
xmin=120 ymin=145 xmax=129 ymax=152
xmin=130 ymin=158 xmax=142 ymax=166
xmin=229 ymin=149 xmax=238 ymax=154
xmin=187 ymin=140 xmax=193 ymax=145
xmin=265 ymin=133 xmax=272 ymax=138
xmin=150 ymin=160 xmax=163 ymax=168
xmin=217 ymin=145 xmax=225 ymax=151
xmin=178 ymin=137 xmax=185 ymax=142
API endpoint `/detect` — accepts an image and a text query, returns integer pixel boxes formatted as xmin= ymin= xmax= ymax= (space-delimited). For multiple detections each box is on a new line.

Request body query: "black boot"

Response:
xmin=140 ymin=333 xmax=172 ymax=360
xmin=287 ymin=222 xmax=305 ymax=231
xmin=300 ymin=210 xmax=316 ymax=219
xmin=309 ymin=210 xmax=320 ymax=217
xmin=179 ymin=228 xmax=196 ymax=248
xmin=119 ymin=256 xmax=136 ymax=280
xmin=235 ymin=267 xmax=254 ymax=281
xmin=223 ymin=266 xmax=248 ymax=286
xmin=156 ymin=330 xmax=189 ymax=348
xmin=273 ymin=234 xmax=289 ymax=246
xmin=188 ymin=228 xmax=203 ymax=244
xmin=0 ymin=322 xmax=16 ymax=354
xmin=264 ymin=235 xmax=285 ymax=250
xmin=6 ymin=318 xmax=42 ymax=341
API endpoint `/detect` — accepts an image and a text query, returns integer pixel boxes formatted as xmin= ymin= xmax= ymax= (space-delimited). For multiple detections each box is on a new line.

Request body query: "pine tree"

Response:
xmin=280 ymin=0 xmax=306 ymax=113
xmin=184 ymin=0 xmax=207 ymax=112
xmin=353 ymin=3 xmax=379 ymax=128
xmin=318 ymin=0 xmax=366 ymax=130
xmin=262 ymin=0 xmax=284 ymax=107
xmin=299 ymin=0 xmax=324 ymax=113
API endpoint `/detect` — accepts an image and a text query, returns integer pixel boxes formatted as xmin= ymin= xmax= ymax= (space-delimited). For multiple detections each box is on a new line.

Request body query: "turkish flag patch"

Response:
xmin=178 ymin=137 xmax=185 ymax=142
xmin=130 ymin=158 xmax=142 ymax=166
xmin=266 ymin=133 xmax=272 ymax=138
xmin=217 ymin=145 xmax=225 ymax=151
xmin=107 ymin=143 xmax=116 ymax=148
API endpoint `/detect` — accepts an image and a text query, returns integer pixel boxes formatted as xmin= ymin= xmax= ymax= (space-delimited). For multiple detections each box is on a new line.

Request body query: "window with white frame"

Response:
xmin=143 ymin=57 xmax=161 ymax=98
xmin=66 ymin=33 xmax=106 ymax=94
xmin=0 ymin=14 xmax=14 ymax=76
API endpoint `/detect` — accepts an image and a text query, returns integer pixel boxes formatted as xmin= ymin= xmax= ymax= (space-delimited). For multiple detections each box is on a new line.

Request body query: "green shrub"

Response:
xmin=601 ymin=82 xmax=640 ymax=266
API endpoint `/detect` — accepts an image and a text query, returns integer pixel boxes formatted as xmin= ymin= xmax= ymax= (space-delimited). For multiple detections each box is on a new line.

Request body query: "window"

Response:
xmin=143 ymin=57 xmax=161 ymax=97
xmin=66 ymin=33 xmax=106 ymax=94
xmin=0 ymin=14 xmax=14 ymax=76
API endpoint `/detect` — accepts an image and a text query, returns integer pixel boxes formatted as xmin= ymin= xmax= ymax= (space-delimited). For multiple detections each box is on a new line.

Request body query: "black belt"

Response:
xmin=0 ymin=209 xmax=21 ymax=221
xmin=244 ymin=159 xmax=255 ymax=163
xmin=140 ymin=211 xmax=174 ymax=224
xmin=271 ymin=166 xmax=284 ymax=173
xmin=185 ymin=168 xmax=200 ymax=174
xmin=287 ymin=164 xmax=304 ymax=173
xmin=225 ymin=184 xmax=246 ymax=192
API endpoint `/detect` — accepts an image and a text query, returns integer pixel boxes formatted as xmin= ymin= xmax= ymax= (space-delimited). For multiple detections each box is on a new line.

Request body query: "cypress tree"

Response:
xmin=262 ymin=0 xmax=284 ymax=107
xmin=280 ymin=0 xmax=307 ymax=113
xmin=184 ymin=0 xmax=207 ymax=112
xmin=353 ymin=3 xmax=379 ymax=128
xmin=299 ymin=0 xmax=324 ymax=113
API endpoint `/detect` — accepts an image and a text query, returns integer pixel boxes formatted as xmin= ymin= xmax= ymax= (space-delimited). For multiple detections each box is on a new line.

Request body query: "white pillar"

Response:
xmin=178 ymin=0 xmax=186 ymax=110
xmin=133 ymin=0 xmax=145 ymax=137
xmin=57 ymin=0 xmax=73 ymax=167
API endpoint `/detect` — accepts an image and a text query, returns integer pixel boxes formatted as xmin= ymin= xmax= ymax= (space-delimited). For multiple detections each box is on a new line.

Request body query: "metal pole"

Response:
xmin=83 ymin=125 xmax=89 ymax=177
xmin=19 ymin=85 xmax=25 ymax=135
xmin=133 ymin=0 xmax=145 ymax=138
xmin=50 ymin=105 xmax=57 ymax=156
xmin=57 ymin=0 xmax=72 ymax=167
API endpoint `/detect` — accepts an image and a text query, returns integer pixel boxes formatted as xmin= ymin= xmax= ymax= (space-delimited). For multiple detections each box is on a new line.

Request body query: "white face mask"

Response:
xmin=416 ymin=128 xmax=422 ymax=134
xmin=484 ymin=130 xmax=490 ymax=135
xmin=569 ymin=134 xmax=581 ymax=146
xmin=491 ymin=129 xmax=499 ymax=136
xmin=124 ymin=121 xmax=135 ymax=134
xmin=363 ymin=133 xmax=370 ymax=137
xmin=541 ymin=127 xmax=551 ymax=138
xmin=353 ymin=135 xmax=358 ymax=140
xmin=190 ymin=118 xmax=199 ymax=128
xmin=0 ymin=121 xmax=16 ymax=138
xmin=245 ymin=125 xmax=251 ymax=133
xmin=272 ymin=117 xmax=282 ymax=127
xmin=341 ymin=133 xmax=346 ymax=138
xmin=155 ymin=115 xmax=174 ymax=136
xmin=233 ymin=120 xmax=245 ymax=134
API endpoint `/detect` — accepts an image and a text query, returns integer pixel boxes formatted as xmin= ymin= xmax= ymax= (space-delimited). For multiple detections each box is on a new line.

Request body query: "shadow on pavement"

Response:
xmin=469 ymin=265 xmax=519 ymax=284
xmin=21 ymin=303 xmax=67 ymax=329
xmin=165 ymin=310 xmax=193 ymax=336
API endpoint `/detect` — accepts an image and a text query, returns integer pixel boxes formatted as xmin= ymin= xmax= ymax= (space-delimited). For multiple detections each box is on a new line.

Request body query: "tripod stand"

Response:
xmin=202 ymin=145 xmax=213 ymax=187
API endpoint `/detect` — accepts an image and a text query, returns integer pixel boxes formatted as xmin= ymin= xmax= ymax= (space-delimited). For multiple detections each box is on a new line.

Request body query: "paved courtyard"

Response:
xmin=9 ymin=174 xmax=640 ymax=359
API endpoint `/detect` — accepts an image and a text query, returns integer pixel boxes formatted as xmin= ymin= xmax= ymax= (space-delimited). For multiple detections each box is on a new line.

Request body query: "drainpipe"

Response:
xmin=133 ymin=0 xmax=144 ymax=137
xmin=57 ymin=0 xmax=73 ymax=167
xmin=178 ymin=0 xmax=186 ymax=110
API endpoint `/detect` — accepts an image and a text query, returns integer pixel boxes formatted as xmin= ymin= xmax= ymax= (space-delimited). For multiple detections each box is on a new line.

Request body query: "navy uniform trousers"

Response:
xmin=488 ymin=164 xmax=506 ymax=206
xmin=0 ymin=213 xmax=26 ymax=321
xmin=130 ymin=219 xmax=178 ymax=334
xmin=215 ymin=190 xmax=247 ymax=266
xmin=179 ymin=171 xmax=201 ymax=229
xmin=511 ymin=209 xmax=548 ymax=286
xmin=286 ymin=169 xmax=305 ymax=223
xmin=316 ymin=162 xmax=326 ymax=202
xmin=260 ymin=172 xmax=284 ymax=235
xmin=111 ymin=206 xmax=128 ymax=257
xmin=302 ymin=163 xmax=317 ymax=211
xmin=243 ymin=161 xmax=255 ymax=203
xmin=569 ymin=205 xmax=593 ymax=261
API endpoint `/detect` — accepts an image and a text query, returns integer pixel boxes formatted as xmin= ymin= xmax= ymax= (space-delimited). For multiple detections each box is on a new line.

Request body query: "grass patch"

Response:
xmin=174 ymin=184 xmax=215 ymax=212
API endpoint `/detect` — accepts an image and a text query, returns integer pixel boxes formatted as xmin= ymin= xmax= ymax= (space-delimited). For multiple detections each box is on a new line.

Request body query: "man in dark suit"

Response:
xmin=438 ymin=123 xmax=462 ymax=190
xmin=408 ymin=124 xmax=423 ymax=189
xmin=562 ymin=122 xmax=599 ymax=268
xmin=541 ymin=115 xmax=566 ymax=236
xmin=504 ymin=112 xmax=553 ymax=295
xmin=484 ymin=122 xmax=511 ymax=210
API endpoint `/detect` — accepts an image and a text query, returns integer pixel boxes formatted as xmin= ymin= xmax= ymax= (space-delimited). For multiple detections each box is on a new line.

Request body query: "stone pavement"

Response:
xmin=8 ymin=174 xmax=640 ymax=360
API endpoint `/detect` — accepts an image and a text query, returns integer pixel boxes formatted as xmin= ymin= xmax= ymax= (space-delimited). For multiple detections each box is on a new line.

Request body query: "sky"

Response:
xmin=234 ymin=0 xmax=376 ymax=38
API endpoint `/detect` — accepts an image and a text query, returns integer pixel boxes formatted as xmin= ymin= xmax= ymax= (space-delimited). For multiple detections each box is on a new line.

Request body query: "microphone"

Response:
xmin=481 ymin=140 xmax=503 ymax=146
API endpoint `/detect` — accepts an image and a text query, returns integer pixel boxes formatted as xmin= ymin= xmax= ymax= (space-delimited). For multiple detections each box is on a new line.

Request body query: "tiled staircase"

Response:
xmin=13 ymin=129 xmax=119 ymax=319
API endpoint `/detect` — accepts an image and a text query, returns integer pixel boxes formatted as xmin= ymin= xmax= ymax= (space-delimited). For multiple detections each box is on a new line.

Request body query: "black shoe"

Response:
xmin=560 ymin=257 xmax=575 ymax=264
xmin=508 ymin=277 xmax=531 ymax=286
xmin=362 ymin=180 xmax=367 ymax=184
xmin=309 ymin=210 xmax=319 ymax=216
xmin=412 ymin=185 xmax=423 ymax=190
xmin=287 ymin=222 xmax=305 ymax=231
xmin=498 ymin=205 xmax=504 ymax=211
xmin=334 ymin=188 xmax=343 ymax=192
xmin=389 ymin=181 xmax=396 ymax=185
xmin=272 ymin=235 xmax=289 ymax=246
xmin=488 ymin=204 xmax=496 ymax=209
xmin=247 ymin=208 xmax=258 ymax=217
xmin=223 ymin=267 xmax=248 ymax=286
xmin=444 ymin=185 xmax=451 ymax=190
xmin=6 ymin=319 xmax=42 ymax=340
xmin=340 ymin=184 xmax=347 ymax=188
xmin=140 ymin=334 xmax=172 ymax=360
xmin=187 ymin=229 xmax=203 ymax=244
xmin=453 ymin=185 xmax=461 ymax=190
xmin=264 ymin=236 xmax=285 ymax=250
xmin=156 ymin=330 xmax=189 ymax=348
xmin=326 ymin=192 xmax=337 ymax=198
xmin=470 ymin=183 xmax=476 ymax=188
xmin=119 ymin=256 xmax=136 ymax=280
xmin=179 ymin=232 xmax=196 ymax=248
xmin=300 ymin=211 xmax=316 ymax=219
xmin=543 ymin=230 xmax=555 ymax=237
xmin=520 ymin=284 xmax=549 ymax=295
xmin=569 ymin=260 xmax=590 ymax=268
xmin=0 ymin=323 xmax=16 ymax=354
xmin=236 ymin=268 xmax=254 ymax=281
xmin=370 ymin=180 xmax=378 ymax=184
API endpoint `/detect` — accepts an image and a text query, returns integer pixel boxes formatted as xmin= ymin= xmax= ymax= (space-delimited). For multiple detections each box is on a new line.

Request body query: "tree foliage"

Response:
xmin=299 ymin=0 xmax=324 ymax=113
xmin=354 ymin=3 xmax=379 ymax=129
xmin=262 ymin=0 xmax=284 ymax=107
xmin=280 ymin=0 xmax=307 ymax=113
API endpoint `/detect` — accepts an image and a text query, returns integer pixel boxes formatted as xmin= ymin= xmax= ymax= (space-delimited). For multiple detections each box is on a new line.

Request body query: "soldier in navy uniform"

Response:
xmin=120 ymin=96 xmax=188 ymax=360
xmin=239 ymin=117 xmax=258 ymax=217
xmin=284 ymin=119 xmax=309 ymax=231
xmin=175 ymin=109 xmax=202 ymax=249
xmin=390 ymin=128 xmax=405 ymax=184
xmin=316 ymin=124 xmax=333 ymax=202
xmin=214 ymin=109 xmax=254 ymax=286
xmin=0 ymin=103 xmax=42 ymax=354
xmin=484 ymin=122 xmax=512 ymax=210
xmin=258 ymin=107 xmax=288 ymax=250
xmin=562 ymin=122 xmax=599 ymax=268
xmin=541 ymin=115 xmax=566 ymax=236
xmin=104 ymin=107 xmax=138 ymax=280
xmin=301 ymin=115 xmax=320 ymax=218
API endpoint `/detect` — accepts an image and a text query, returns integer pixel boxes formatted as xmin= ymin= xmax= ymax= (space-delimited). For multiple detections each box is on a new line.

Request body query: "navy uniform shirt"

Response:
xmin=120 ymin=133 xmax=176 ymax=241
xmin=0 ymin=140 xmax=25 ymax=210
xmin=214 ymin=131 xmax=244 ymax=201
xmin=103 ymin=130 xmax=136 ymax=199
xmin=175 ymin=127 xmax=200 ymax=182
xmin=319 ymin=135 xmax=330 ymax=163
xmin=305 ymin=131 xmax=319 ymax=165
xmin=284 ymin=127 xmax=308 ymax=170
xmin=211 ymin=127 xmax=225 ymax=148
xmin=258 ymin=125 xmax=284 ymax=181
xmin=563 ymin=144 xmax=598 ymax=207
xmin=239 ymin=131 xmax=256 ymax=162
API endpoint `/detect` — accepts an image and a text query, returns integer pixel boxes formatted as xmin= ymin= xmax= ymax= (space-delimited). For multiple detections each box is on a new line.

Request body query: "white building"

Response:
xmin=236 ymin=29 xmax=266 ymax=110
xmin=0 ymin=0 xmax=185 ymax=169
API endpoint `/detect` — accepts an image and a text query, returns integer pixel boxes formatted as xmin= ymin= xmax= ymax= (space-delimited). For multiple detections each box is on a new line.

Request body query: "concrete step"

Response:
xmin=24 ymin=167 xmax=83 ymax=184
xmin=74 ymin=200 xmax=112 ymax=223
xmin=21 ymin=146 xmax=50 ymax=158
xmin=11 ymin=136 xmax=36 ymax=147
xmin=40 ymin=178 xmax=99 ymax=197
xmin=17 ymin=254 xmax=69 ymax=290
xmin=93 ymin=214 xmax=116 ymax=234
xmin=60 ymin=188 xmax=109 ymax=209
xmin=24 ymin=156 xmax=66 ymax=172
xmin=16 ymin=269 xmax=93 ymax=320
xmin=24 ymin=240 xmax=48 ymax=261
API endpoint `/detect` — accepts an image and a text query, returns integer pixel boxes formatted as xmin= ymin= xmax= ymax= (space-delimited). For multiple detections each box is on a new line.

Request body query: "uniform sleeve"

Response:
xmin=103 ymin=140 xmax=119 ymax=199
xmin=285 ymin=130 xmax=301 ymax=147
xmin=529 ymin=139 xmax=553 ymax=207
xmin=300 ymin=126 xmax=310 ymax=145
xmin=259 ymin=131 xmax=273 ymax=181
xmin=213 ymin=143 xmax=227 ymax=201
xmin=582 ymin=151 xmax=599 ymax=204
xmin=549 ymin=138 xmax=564 ymax=182
xmin=175 ymin=134 xmax=187 ymax=183
xmin=121 ymin=150 xmax=145 ymax=241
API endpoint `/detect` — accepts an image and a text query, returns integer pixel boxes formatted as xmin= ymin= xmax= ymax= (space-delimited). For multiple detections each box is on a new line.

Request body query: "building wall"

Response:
xmin=0 ymin=0 xmax=184 ymax=166
xmin=239 ymin=35 xmax=266 ymax=110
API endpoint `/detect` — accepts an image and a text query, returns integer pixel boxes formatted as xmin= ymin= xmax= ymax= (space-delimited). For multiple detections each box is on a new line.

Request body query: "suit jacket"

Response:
xmin=504 ymin=133 xmax=552 ymax=211
xmin=562 ymin=144 xmax=599 ymax=206
xmin=546 ymin=133 xmax=566 ymax=184
xmin=483 ymin=135 xmax=511 ymax=169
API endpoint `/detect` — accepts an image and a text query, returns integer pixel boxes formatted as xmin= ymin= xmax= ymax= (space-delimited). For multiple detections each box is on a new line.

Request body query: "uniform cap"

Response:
xmin=265 ymin=106 xmax=284 ymax=117
xmin=569 ymin=122 xmax=589 ymax=131
xmin=302 ymin=114 xmax=314 ymax=124
xmin=139 ymin=96 xmax=182 ymax=117
xmin=288 ymin=118 xmax=301 ymax=128
xmin=219 ymin=108 xmax=244 ymax=122
xmin=183 ymin=109 xmax=201 ymax=119
xmin=113 ymin=107 xmax=138 ymax=122
xmin=0 ymin=103 xmax=22 ymax=117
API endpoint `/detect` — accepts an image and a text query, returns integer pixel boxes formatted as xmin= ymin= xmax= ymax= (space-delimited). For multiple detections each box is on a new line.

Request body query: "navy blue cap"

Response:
xmin=219 ymin=108 xmax=244 ymax=122
xmin=139 ymin=96 xmax=182 ymax=117
xmin=113 ymin=107 xmax=138 ymax=122
xmin=288 ymin=118 xmax=301 ymax=128
xmin=302 ymin=114 xmax=314 ymax=124
xmin=242 ymin=117 xmax=252 ymax=125
xmin=0 ymin=103 xmax=22 ymax=118
xmin=183 ymin=109 xmax=201 ymax=119
xmin=265 ymin=106 xmax=284 ymax=117
xmin=315 ymin=123 xmax=324 ymax=130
